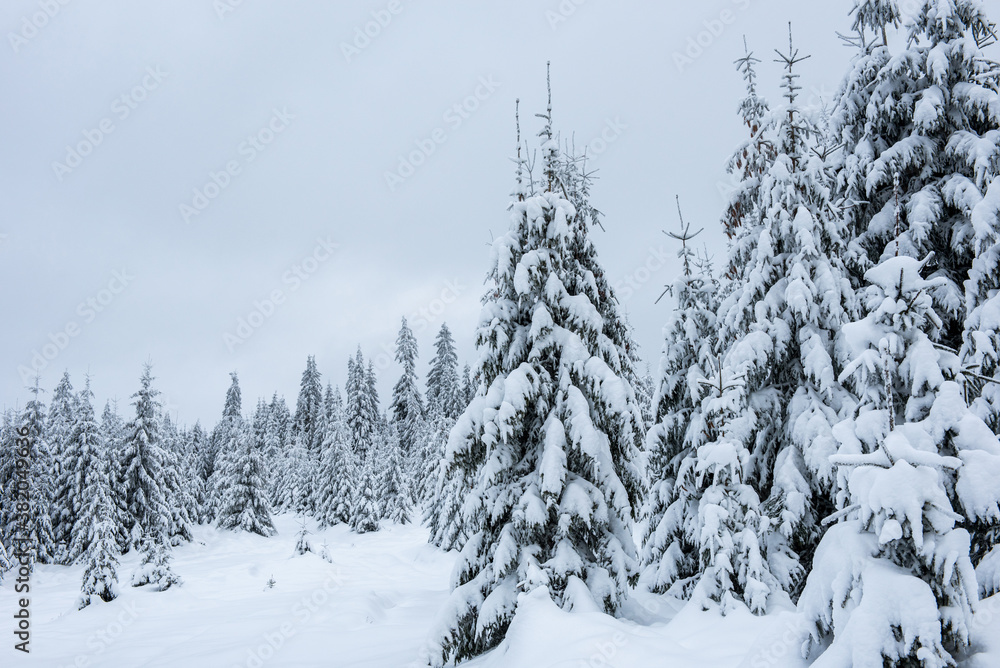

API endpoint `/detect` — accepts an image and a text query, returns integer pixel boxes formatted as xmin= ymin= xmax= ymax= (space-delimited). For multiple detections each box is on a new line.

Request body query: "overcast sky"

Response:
xmin=1 ymin=0 xmax=853 ymax=426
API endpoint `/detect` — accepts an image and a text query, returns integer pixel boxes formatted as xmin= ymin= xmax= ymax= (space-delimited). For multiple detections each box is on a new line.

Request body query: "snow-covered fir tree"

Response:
xmin=351 ymin=452 xmax=382 ymax=534
xmin=799 ymin=253 xmax=996 ymax=667
xmin=266 ymin=394 xmax=293 ymax=512
xmin=209 ymin=372 xmax=246 ymax=520
xmin=428 ymin=86 xmax=645 ymax=665
xmin=292 ymin=356 xmax=324 ymax=510
xmin=100 ymin=401 xmax=130 ymax=550
xmin=391 ymin=317 xmax=425 ymax=456
xmin=48 ymin=370 xmax=77 ymax=558
xmin=837 ymin=0 xmax=999 ymax=353
xmin=427 ymin=323 xmax=462 ymax=420
xmin=217 ymin=398 xmax=276 ymax=536
xmin=120 ymin=364 xmax=172 ymax=550
xmin=641 ymin=208 xmax=721 ymax=598
xmin=458 ymin=363 xmax=476 ymax=410
xmin=63 ymin=378 xmax=106 ymax=563
xmin=315 ymin=398 xmax=356 ymax=528
xmin=76 ymin=450 xmax=119 ymax=609
xmin=706 ymin=30 xmax=858 ymax=606
xmin=160 ymin=413 xmax=194 ymax=545
xmin=346 ymin=349 xmax=380 ymax=461
xmin=131 ymin=529 xmax=181 ymax=591
xmin=19 ymin=381 xmax=57 ymax=566
xmin=374 ymin=423 xmax=411 ymax=524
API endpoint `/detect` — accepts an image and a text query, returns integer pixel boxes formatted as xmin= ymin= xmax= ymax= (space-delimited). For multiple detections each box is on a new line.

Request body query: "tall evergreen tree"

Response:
xmin=315 ymin=396 xmax=356 ymax=528
xmin=429 ymin=86 xmax=644 ymax=665
xmin=209 ymin=372 xmax=245 ymax=520
xmin=706 ymin=30 xmax=858 ymax=606
xmin=346 ymin=349 xmax=379 ymax=460
xmin=217 ymin=399 xmax=276 ymax=536
xmin=427 ymin=323 xmax=462 ymax=420
xmin=641 ymin=210 xmax=721 ymax=598
xmin=18 ymin=381 xmax=57 ymax=566
xmin=799 ymin=254 xmax=994 ymax=666
xmin=100 ymin=401 xmax=130 ymax=550
xmin=63 ymin=378 xmax=106 ymax=563
xmin=374 ymin=423 xmax=411 ymax=524
xmin=391 ymin=317 xmax=425 ymax=455
xmin=160 ymin=414 xmax=194 ymax=545
xmin=120 ymin=364 xmax=171 ymax=549
xmin=48 ymin=370 xmax=77 ymax=556
xmin=76 ymin=452 xmax=119 ymax=609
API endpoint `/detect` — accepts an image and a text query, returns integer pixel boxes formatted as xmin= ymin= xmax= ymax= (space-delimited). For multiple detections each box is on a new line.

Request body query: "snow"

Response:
xmin=11 ymin=512 xmax=993 ymax=667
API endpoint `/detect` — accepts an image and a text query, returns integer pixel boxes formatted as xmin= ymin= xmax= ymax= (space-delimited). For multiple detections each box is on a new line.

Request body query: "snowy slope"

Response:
xmin=3 ymin=514 xmax=997 ymax=667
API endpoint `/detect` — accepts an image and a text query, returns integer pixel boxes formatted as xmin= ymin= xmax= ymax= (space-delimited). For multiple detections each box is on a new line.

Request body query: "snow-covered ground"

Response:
xmin=3 ymin=514 xmax=998 ymax=667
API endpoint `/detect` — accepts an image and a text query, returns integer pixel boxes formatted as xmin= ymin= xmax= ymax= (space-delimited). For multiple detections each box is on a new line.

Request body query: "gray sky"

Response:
xmin=1 ymin=0 xmax=851 ymax=425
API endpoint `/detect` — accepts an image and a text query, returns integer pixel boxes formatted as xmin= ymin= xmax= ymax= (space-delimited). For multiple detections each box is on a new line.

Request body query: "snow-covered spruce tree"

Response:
xmin=76 ymin=451 xmax=119 ymax=609
xmin=351 ymin=452 xmax=382 ymax=534
xmin=315 ymin=401 xmax=356 ymax=528
xmin=635 ymin=366 xmax=655 ymax=433
xmin=292 ymin=355 xmax=324 ymax=511
xmin=160 ymin=414 xmax=194 ymax=545
xmin=392 ymin=317 xmax=425 ymax=457
xmin=100 ymin=401 xmax=130 ymax=551
xmin=375 ymin=423 xmax=411 ymax=524
xmin=120 ymin=364 xmax=172 ymax=550
xmin=799 ymin=253 xmax=996 ymax=667
xmin=839 ymin=0 xmax=1000 ymax=352
xmin=265 ymin=394 xmax=293 ymax=512
xmin=421 ymin=411 xmax=462 ymax=546
xmin=458 ymin=363 xmax=476 ymax=410
xmin=641 ymin=208 xmax=721 ymax=598
xmin=63 ymin=378 xmax=106 ymax=563
xmin=346 ymin=349 xmax=380 ymax=461
xmin=131 ymin=529 xmax=181 ymax=591
xmin=708 ymin=31 xmax=858 ymax=604
xmin=209 ymin=372 xmax=246 ymax=520
xmin=183 ymin=422 xmax=208 ymax=524
xmin=217 ymin=399 xmax=276 ymax=536
xmin=427 ymin=323 xmax=462 ymax=420
xmin=720 ymin=39 xmax=774 ymax=285
xmin=48 ymin=370 xmax=77 ymax=557
xmin=19 ymin=381 xmax=57 ymax=566
xmin=428 ymin=88 xmax=644 ymax=665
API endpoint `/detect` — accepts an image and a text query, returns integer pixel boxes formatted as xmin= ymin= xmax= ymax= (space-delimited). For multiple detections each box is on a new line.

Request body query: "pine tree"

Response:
xmin=458 ymin=363 xmax=476 ymax=410
xmin=209 ymin=372 xmax=246 ymax=520
xmin=427 ymin=323 xmax=462 ymax=420
xmin=48 ymin=370 xmax=77 ymax=557
xmin=19 ymin=381 xmax=57 ymax=566
xmin=391 ymin=317 xmax=425 ymax=455
xmin=706 ymin=30 xmax=858 ymax=606
xmin=0 ymin=409 xmax=19 ymax=559
xmin=293 ymin=356 xmax=324 ymax=510
xmin=375 ymin=424 xmax=410 ymax=524
xmin=160 ymin=414 xmax=195 ymax=545
xmin=429 ymin=84 xmax=644 ymax=664
xmin=64 ymin=378 xmax=106 ymax=563
xmin=120 ymin=364 xmax=171 ymax=549
xmin=346 ymin=349 xmax=379 ymax=460
xmin=799 ymin=253 xmax=993 ymax=667
xmin=131 ymin=530 xmax=181 ymax=591
xmin=217 ymin=399 xmax=277 ymax=536
xmin=351 ymin=454 xmax=381 ymax=534
xmin=315 ymin=391 xmax=356 ymax=528
xmin=641 ymin=205 xmax=721 ymax=598
xmin=100 ymin=401 xmax=130 ymax=551
xmin=76 ymin=453 xmax=119 ymax=609
xmin=838 ymin=0 xmax=999 ymax=353
xmin=266 ymin=394 xmax=293 ymax=512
